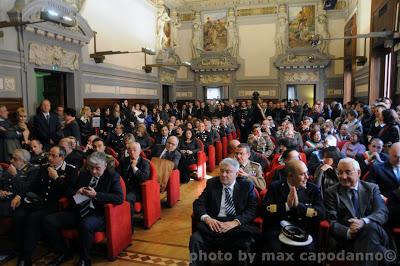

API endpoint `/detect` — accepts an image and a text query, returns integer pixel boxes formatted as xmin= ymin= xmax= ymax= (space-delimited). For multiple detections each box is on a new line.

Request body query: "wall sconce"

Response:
xmin=142 ymin=61 xmax=191 ymax=73
xmin=40 ymin=10 xmax=76 ymax=27
xmin=89 ymin=31 xmax=156 ymax=63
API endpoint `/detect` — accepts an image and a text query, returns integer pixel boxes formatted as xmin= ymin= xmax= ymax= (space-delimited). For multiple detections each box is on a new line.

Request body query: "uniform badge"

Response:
xmin=306 ymin=208 xmax=317 ymax=217
xmin=266 ymin=204 xmax=277 ymax=213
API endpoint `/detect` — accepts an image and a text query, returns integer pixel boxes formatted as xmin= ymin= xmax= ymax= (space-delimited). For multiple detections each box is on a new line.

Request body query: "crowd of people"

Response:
xmin=0 ymin=95 xmax=399 ymax=265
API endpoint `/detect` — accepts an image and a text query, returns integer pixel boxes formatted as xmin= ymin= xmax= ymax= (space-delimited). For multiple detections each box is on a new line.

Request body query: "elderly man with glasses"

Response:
xmin=325 ymin=158 xmax=392 ymax=261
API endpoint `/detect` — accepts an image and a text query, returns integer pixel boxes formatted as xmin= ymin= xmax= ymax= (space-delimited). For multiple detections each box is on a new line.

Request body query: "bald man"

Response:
xmin=120 ymin=142 xmax=151 ymax=225
xmin=262 ymin=160 xmax=325 ymax=253
xmin=367 ymin=142 xmax=400 ymax=226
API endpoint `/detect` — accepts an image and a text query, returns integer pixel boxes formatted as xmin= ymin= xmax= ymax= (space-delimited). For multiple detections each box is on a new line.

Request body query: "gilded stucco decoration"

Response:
xmin=28 ymin=42 xmax=79 ymax=70
xmin=284 ymin=72 xmax=319 ymax=82
xmin=199 ymin=74 xmax=231 ymax=84
xmin=160 ymin=70 xmax=177 ymax=84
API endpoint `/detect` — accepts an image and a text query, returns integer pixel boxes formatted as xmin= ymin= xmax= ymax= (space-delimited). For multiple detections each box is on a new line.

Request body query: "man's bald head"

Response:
xmin=389 ymin=142 xmax=400 ymax=167
xmin=229 ymin=140 xmax=240 ymax=153
xmin=286 ymin=160 xmax=308 ymax=188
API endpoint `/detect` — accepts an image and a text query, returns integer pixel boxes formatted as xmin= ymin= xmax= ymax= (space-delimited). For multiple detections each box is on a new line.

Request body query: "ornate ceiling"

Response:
xmin=150 ymin=0 xmax=347 ymax=12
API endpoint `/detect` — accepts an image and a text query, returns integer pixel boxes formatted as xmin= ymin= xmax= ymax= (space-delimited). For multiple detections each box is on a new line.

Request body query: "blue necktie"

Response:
xmin=224 ymin=187 xmax=236 ymax=217
xmin=351 ymin=189 xmax=360 ymax=218
xmin=394 ymin=168 xmax=400 ymax=183
xmin=162 ymin=136 xmax=166 ymax=145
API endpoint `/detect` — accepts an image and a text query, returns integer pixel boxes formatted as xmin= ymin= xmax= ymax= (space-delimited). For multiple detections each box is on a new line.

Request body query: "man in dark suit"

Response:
xmin=367 ymin=142 xmax=400 ymax=226
xmin=44 ymin=152 xmax=124 ymax=266
xmin=325 ymin=158 xmax=392 ymax=262
xmin=62 ymin=108 xmax=81 ymax=145
xmin=59 ymin=137 xmax=84 ymax=170
xmin=156 ymin=125 xmax=170 ymax=145
xmin=263 ymin=160 xmax=325 ymax=254
xmin=189 ymin=158 xmax=260 ymax=266
xmin=32 ymin=99 xmax=62 ymax=151
xmin=120 ymin=142 xmax=150 ymax=225
xmin=12 ymin=146 xmax=77 ymax=266
xmin=151 ymin=136 xmax=181 ymax=169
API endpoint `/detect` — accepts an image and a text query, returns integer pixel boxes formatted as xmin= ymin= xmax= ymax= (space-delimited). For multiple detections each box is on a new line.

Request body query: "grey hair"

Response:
xmin=87 ymin=152 xmax=107 ymax=167
xmin=338 ymin=157 xmax=360 ymax=172
xmin=14 ymin=149 xmax=31 ymax=163
xmin=168 ymin=135 xmax=179 ymax=145
xmin=219 ymin=158 xmax=240 ymax=172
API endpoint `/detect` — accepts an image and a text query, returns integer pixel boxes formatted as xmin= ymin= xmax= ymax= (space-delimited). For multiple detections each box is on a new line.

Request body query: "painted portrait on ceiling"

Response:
xmin=202 ymin=11 xmax=227 ymax=52
xmin=288 ymin=5 xmax=315 ymax=48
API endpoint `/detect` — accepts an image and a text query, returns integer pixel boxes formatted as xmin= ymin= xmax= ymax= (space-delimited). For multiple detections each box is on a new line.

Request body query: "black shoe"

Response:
xmin=17 ymin=257 xmax=32 ymax=266
xmin=47 ymin=253 xmax=73 ymax=266
xmin=76 ymin=259 xmax=91 ymax=266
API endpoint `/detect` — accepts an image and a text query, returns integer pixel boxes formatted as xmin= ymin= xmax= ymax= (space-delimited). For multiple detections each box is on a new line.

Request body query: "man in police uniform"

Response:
xmin=235 ymin=143 xmax=266 ymax=191
xmin=0 ymin=149 xmax=39 ymax=217
xmin=29 ymin=139 xmax=48 ymax=167
xmin=262 ymin=160 xmax=325 ymax=256
xmin=12 ymin=145 xmax=77 ymax=266
xmin=196 ymin=122 xmax=212 ymax=151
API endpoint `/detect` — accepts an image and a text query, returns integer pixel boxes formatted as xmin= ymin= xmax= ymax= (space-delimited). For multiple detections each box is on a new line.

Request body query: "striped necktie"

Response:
xmin=224 ymin=187 xmax=236 ymax=217
xmin=80 ymin=176 xmax=99 ymax=218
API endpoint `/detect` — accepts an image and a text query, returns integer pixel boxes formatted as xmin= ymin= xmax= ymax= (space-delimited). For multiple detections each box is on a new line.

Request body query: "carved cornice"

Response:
xmin=190 ymin=51 xmax=240 ymax=73
xmin=274 ymin=50 xmax=331 ymax=70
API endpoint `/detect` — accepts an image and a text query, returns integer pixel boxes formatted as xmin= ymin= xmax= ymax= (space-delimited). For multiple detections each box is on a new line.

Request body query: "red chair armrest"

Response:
xmin=166 ymin=169 xmax=180 ymax=207
xmin=59 ymin=197 xmax=70 ymax=210
xmin=141 ymin=179 xmax=161 ymax=228
xmin=253 ymin=216 xmax=263 ymax=233
xmin=319 ymin=220 xmax=330 ymax=229
xmin=104 ymin=202 xmax=132 ymax=260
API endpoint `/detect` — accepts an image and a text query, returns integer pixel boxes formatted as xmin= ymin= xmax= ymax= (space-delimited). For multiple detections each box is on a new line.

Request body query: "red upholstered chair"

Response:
xmin=236 ymin=129 xmax=241 ymax=141
xmin=227 ymin=132 xmax=233 ymax=142
xmin=166 ymin=169 xmax=180 ymax=207
xmin=60 ymin=177 xmax=132 ymax=260
xmin=105 ymin=147 xmax=119 ymax=160
xmin=337 ymin=140 xmax=349 ymax=150
xmin=198 ymin=141 xmax=216 ymax=172
xmin=0 ymin=163 xmax=10 ymax=170
xmin=189 ymin=140 xmax=207 ymax=181
xmin=214 ymin=140 xmax=222 ymax=164
xmin=231 ymin=130 xmax=237 ymax=139
xmin=265 ymin=164 xmax=285 ymax=188
xmin=133 ymin=161 xmax=161 ymax=228
xmin=221 ymin=136 xmax=228 ymax=159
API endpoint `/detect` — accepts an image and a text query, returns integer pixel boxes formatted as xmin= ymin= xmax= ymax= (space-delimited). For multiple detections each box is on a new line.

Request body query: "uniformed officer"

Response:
xmin=12 ymin=145 xmax=77 ymax=266
xmin=108 ymin=124 xmax=125 ymax=156
xmin=235 ymin=143 xmax=266 ymax=190
xmin=29 ymin=139 xmax=48 ymax=167
xmin=248 ymin=124 xmax=275 ymax=158
xmin=59 ymin=137 xmax=84 ymax=170
xmin=0 ymin=149 xmax=39 ymax=217
xmin=237 ymin=101 xmax=250 ymax=143
xmin=195 ymin=122 xmax=212 ymax=151
xmin=262 ymin=160 xmax=325 ymax=255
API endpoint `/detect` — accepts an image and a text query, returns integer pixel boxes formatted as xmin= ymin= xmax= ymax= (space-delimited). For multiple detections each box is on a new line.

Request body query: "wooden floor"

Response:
xmin=4 ymin=168 xmax=219 ymax=266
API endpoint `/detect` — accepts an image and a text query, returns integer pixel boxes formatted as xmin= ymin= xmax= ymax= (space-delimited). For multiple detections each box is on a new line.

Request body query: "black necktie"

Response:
xmin=80 ymin=176 xmax=99 ymax=218
xmin=351 ymin=189 xmax=360 ymax=218
xmin=45 ymin=114 xmax=50 ymax=124
xmin=224 ymin=187 xmax=236 ymax=216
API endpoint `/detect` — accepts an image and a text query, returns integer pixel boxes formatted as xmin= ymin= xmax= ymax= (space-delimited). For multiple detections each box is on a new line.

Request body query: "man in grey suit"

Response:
xmin=150 ymin=135 xmax=181 ymax=169
xmin=324 ymin=157 xmax=392 ymax=265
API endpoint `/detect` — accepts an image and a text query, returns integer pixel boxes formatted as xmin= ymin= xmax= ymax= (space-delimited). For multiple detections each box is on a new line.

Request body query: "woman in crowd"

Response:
xmin=148 ymin=123 xmax=158 ymax=139
xmin=135 ymin=124 xmax=154 ymax=154
xmin=335 ymin=124 xmax=350 ymax=141
xmin=78 ymin=106 xmax=92 ymax=145
xmin=313 ymin=146 xmax=342 ymax=198
xmin=341 ymin=132 xmax=366 ymax=158
xmin=178 ymin=129 xmax=201 ymax=183
xmin=15 ymin=107 xmax=30 ymax=149
xmin=304 ymin=128 xmax=324 ymax=156
xmin=378 ymin=108 xmax=400 ymax=150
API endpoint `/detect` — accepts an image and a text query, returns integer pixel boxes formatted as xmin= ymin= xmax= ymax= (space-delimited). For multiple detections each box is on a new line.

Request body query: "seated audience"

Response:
xmin=247 ymin=124 xmax=275 ymax=157
xmin=303 ymin=129 xmax=324 ymax=156
xmin=0 ymin=149 xmax=38 ymax=217
xmin=335 ymin=124 xmax=350 ymax=142
xmin=44 ymin=152 xmax=123 ymax=266
xmin=313 ymin=146 xmax=342 ymax=198
xmin=379 ymin=109 xmax=400 ymax=151
xmin=189 ymin=158 xmax=260 ymax=266
xmin=29 ymin=139 xmax=48 ymax=167
xmin=12 ymin=146 xmax=77 ymax=265
xmin=325 ymin=158 xmax=391 ymax=261
xmin=135 ymin=124 xmax=153 ymax=154
xmin=235 ymin=143 xmax=266 ymax=190
xmin=156 ymin=125 xmax=170 ymax=145
xmin=262 ymin=160 xmax=325 ymax=255
xmin=120 ymin=142 xmax=150 ymax=226
xmin=196 ymin=122 xmax=212 ymax=151
xmin=356 ymin=138 xmax=388 ymax=176
xmin=367 ymin=142 xmax=400 ymax=226
xmin=107 ymin=124 xmax=125 ymax=157
xmin=62 ymin=108 xmax=81 ymax=145
xmin=341 ymin=132 xmax=366 ymax=158
xmin=59 ymin=137 xmax=84 ymax=170
xmin=92 ymin=138 xmax=116 ymax=173
xmin=178 ymin=129 xmax=201 ymax=183
xmin=0 ymin=105 xmax=22 ymax=162
xmin=344 ymin=110 xmax=363 ymax=135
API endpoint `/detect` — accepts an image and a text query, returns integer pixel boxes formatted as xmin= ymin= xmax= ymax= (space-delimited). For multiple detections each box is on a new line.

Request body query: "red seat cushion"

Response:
xmin=187 ymin=164 xmax=197 ymax=171
xmin=320 ymin=220 xmax=330 ymax=229
xmin=392 ymin=227 xmax=400 ymax=234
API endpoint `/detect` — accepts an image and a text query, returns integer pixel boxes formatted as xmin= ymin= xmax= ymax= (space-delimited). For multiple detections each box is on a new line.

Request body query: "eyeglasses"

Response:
xmin=338 ymin=170 xmax=357 ymax=176
xmin=167 ymin=141 xmax=177 ymax=146
xmin=371 ymin=145 xmax=382 ymax=148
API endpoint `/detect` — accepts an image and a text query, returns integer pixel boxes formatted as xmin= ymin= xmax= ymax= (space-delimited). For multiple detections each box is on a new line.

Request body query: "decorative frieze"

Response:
xmin=28 ymin=42 xmax=79 ymax=70
xmin=0 ymin=77 xmax=16 ymax=92
xmin=199 ymin=74 xmax=231 ymax=84
xmin=85 ymin=84 xmax=157 ymax=96
xmin=283 ymin=72 xmax=319 ymax=83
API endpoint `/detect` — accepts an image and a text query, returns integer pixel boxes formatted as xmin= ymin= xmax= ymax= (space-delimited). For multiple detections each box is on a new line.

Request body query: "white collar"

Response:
xmin=223 ymin=180 xmax=236 ymax=191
